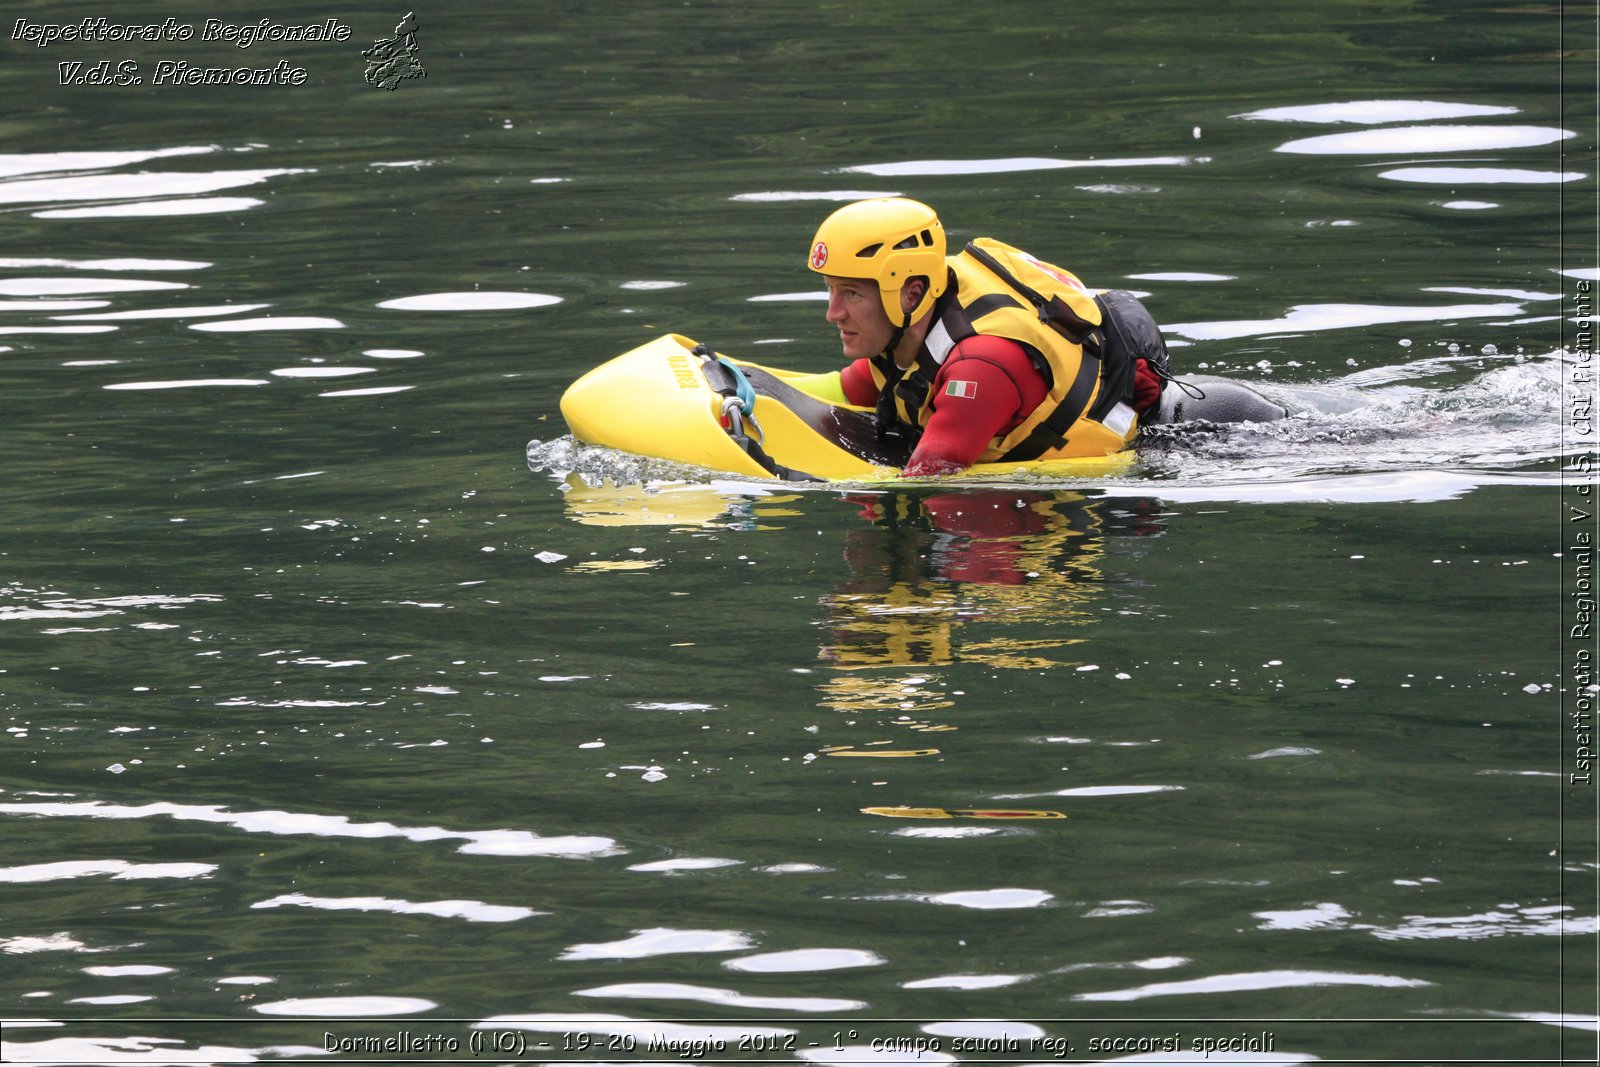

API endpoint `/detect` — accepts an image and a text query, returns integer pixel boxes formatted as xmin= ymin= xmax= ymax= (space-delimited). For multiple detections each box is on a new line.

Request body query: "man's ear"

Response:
xmin=901 ymin=277 xmax=927 ymax=315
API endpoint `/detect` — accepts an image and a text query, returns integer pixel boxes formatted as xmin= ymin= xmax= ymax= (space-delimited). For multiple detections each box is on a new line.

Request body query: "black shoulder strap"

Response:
xmin=962 ymin=242 xmax=1098 ymax=343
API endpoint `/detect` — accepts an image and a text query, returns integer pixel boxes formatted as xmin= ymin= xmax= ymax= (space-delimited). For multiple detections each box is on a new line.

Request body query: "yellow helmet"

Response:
xmin=807 ymin=197 xmax=947 ymax=327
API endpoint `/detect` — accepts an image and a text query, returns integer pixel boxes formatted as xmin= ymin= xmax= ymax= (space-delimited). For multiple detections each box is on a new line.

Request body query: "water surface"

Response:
xmin=1 ymin=2 xmax=1594 ymax=1064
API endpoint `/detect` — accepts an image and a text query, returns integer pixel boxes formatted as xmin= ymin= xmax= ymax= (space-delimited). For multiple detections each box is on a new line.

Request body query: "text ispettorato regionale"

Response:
xmin=12 ymin=17 xmax=353 ymax=49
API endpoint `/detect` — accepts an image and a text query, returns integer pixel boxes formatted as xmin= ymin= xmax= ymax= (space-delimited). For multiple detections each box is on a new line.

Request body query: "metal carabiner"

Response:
xmin=722 ymin=395 xmax=763 ymax=443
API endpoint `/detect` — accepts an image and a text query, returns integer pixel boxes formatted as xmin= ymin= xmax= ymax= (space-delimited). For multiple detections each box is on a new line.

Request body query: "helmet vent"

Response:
xmin=891 ymin=235 xmax=919 ymax=251
xmin=855 ymin=243 xmax=883 ymax=258
xmin=920 ymin=229 xmax=933 ymax=246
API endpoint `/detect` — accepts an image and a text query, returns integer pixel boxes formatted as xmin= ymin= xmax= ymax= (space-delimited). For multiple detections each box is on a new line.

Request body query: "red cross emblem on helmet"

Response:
xmin=810 ymin=241 xmax=828 ymax=269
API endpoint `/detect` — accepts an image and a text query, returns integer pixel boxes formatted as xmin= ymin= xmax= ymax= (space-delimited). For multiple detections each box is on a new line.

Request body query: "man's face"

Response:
xmin=823 ymin=276 xmax=894 ymax=360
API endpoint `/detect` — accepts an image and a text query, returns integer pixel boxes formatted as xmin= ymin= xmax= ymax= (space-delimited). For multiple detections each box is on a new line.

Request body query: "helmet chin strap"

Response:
xmin=879 ymin=318 xmax=909 ymax=361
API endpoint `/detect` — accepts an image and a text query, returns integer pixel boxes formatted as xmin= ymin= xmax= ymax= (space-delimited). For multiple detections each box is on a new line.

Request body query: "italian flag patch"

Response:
xmin=944 ymin=379 xmax=978 ymax=399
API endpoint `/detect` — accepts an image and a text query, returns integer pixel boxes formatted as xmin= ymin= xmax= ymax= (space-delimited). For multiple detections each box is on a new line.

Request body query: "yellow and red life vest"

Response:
xmin=865 ymin=239 xmax=1141 ymax=462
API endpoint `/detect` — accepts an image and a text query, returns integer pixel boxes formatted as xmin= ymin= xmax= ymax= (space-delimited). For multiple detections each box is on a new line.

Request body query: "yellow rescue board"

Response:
xmin=559 ymin=334 xmax=1135 ymax=482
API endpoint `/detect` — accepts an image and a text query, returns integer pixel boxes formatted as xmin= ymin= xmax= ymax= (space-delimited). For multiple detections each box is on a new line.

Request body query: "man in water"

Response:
xmin=800 ymin=197 xmax=1170 ymax=476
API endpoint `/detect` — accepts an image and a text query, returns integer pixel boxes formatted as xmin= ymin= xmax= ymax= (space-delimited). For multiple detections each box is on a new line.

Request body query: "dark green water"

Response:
xmin=2 ymin=2 xmax=1596 ymax=1064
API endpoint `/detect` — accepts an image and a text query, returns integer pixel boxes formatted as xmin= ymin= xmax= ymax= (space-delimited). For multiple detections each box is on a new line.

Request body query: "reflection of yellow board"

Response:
xmin=861 ymin=806 xmax=1067 ymax=820
xmin=560 ymin=334 xmax=1136 ymax=482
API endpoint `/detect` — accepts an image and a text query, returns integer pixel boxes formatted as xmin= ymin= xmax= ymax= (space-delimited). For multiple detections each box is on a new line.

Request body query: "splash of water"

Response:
xmin=529 ymin=350 xmax=1580 ymax=503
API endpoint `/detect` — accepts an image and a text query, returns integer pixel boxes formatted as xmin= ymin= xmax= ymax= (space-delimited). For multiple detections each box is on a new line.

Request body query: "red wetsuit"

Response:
xmin=841 ymin=337 xmax=1162 ymax=476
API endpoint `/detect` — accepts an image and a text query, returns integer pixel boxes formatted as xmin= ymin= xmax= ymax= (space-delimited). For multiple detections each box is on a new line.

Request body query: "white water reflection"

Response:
xmin=1254 ymin=903 xmax=1352 ymax=931
xmin=842 ymin=155 xmax=1199 ymax=177
xmin=1494 ymin=1011 xmax=1600 ymax=1032
xmin=1277 ymin=124 xmax=1571 ymax=154
xmin=1076 ymin=968 xmax=1431 ymax=1001
xmin=925 ymin=888 xmax=1053 ymax=910
xmin=103 ymin=378 xmax=270 ymax=391
xmin=254 ymin=995 xmax=436 ymax=1016
xmin=627 ymin=856 xmax=741 ymax=872
xmin=0 ymin=300 xmax=108 ymax=311
xmin=574 ymin=981 xmax=865 ymax=1012
xmin=1425 ymin=284 xmax=1559 ymax=302
xmin=1253 ymin=900 xmax=1598 ymax=941
xmin=731 ymin=189 xmax=899 ymax=201
xmin=0 ymin=257 xmax=208 ymax=271
xmin=57 ymin=303 xmax=270 ymax=321
xmin=1165 ymin=300 xmax=1525 ymax=341
xmin=2 ymin=933 xmax=103 ymax=955
xmin=0 ymin=325 xmax=116 ymax=335
xmin=1379 ymin=166 xmax=1585 ymax=185
xmin=378 ymin=292 xmax=562 ymax=311
xmin=0 ymin=146 xmax=215 ymax=179
xmin=1238 ymin=99 xmax=1519 ymax=124
xmin=560 ymin=927 xmax=755 ymax=960
xmin=0 ymin=1035 xmax=265 ymax=1064
xmin=82 ymin=967 xmax=171 ymax=980
xmin=269 ymin=367 xmax=375 ymax=379
xmin=320 ymin=385 xmax=415 ymax=397
xmin=923 ymin=1020 xmax=1048 ymax=1040
xmin=0 ymin=279 xmax=187 ymax=296
xmin=0 ymin=168 xmax=308 ymax=206
xmin=0 ymin=590 xmax=224 ymax=622
xmin=191 ymin=316 xmax=345 ymax=332
xmin=902 ymin=973 xmax=1027 ymax=990
xmin=38 ymin=196 xmax=266 ymax=218
xmin=1128 ymin=272 xmax=1236 ymax=282
xmin=252 ymin=892 xmax=540 ymax=923
xmin=0 ymin=860 xmax=216 ymax=883
xmin=0 ymin=797 xmax=621 ymax=858
xmin=996 ymin=785 xmax=1184 ymax=799
xmin=749 ymin=291 xmax=828 ymax=303
xmin=724 ymin=947 xmax=884 ymax=972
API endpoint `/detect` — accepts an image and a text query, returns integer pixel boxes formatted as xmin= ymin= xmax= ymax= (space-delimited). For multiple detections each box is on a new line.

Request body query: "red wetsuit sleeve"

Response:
xmin=839 ymin=358 xmax=880 ymax=407
xmin=1133 ymin=357 xmax=1161 ymax=412
xmin=904 ymin=336 xmax=1047 ymax=476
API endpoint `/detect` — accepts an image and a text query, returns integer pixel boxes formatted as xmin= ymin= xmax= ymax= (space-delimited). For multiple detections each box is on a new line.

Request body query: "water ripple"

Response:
xmin=1237 ymin=99 xmax=1519 ymax=124
xmin=254 ymin=995 xmax=436 ymax=1016
xmin=251 ymin=892 xmax=542 ymax=923
xmin=0 ymin=278 xmax=187 ymax=296
xmin=191 ymin=316 xmax=345 ymax=332
xmin=731 ymin=189 xmax=900 ymax=202
xmin=378 ymin=292 xmax=562 ymax=311
xmin=1378 ymin=166 xmax=1586 ymax=185
xmin=39 ymin=196 xmax=266 ymax=218
xmin=1165 ymin=300 xmax=1526 ymax=341
xmin=842 ymin=155 xmax=1200 ymax=176
xmin=0 ymin=860 xmax=216 ymax=883
xmin=1076 ymin=968 xmax=1431 ymax=1002
xmin=103 ymin=378 xmax=270 ymax=391
xmin=57 ymin=303 xmax=270 ymax=321
xmin=0 ymin=797 xmax=621 ymax=858
xmin=724 ymin=947 xmax=885 ymax=973
xmin=1277 ymin=124 xmax=1572 ymax=154
xmin=559 ymin=927 xmax=755 ymax=960
xmin=0 ymin=168 xmax=308 ymax=206
xmin=0 ymin=146 xmax=215 ymax=177
xmin=574 ymin=981 xmax=865 ymax=1013
xmin=1254 ymin=900 xmax=1599 ymax=941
